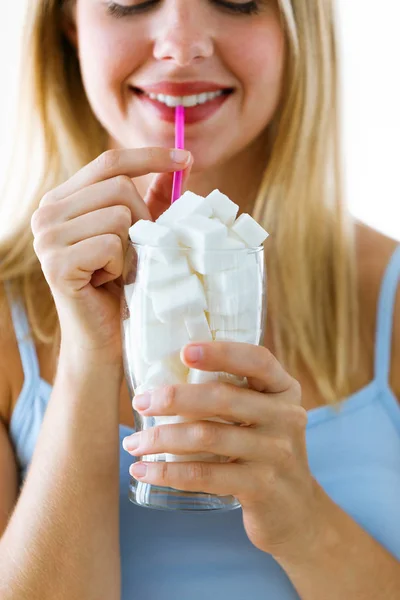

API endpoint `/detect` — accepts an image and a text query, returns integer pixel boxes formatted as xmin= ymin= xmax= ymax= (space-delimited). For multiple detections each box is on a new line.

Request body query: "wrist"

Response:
xmin=55 ymin=349 xmax=123 ymax=428
xmin=59 ymin=335 xmax=123 ymax=369
xmin=274 ymin=480 xmax=340 ymax=570
xmin=58 ymin=342 xmax=124 ymax=384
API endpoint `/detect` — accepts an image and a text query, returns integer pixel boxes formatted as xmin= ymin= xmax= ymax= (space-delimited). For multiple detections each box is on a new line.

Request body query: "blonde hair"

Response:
xmin=0 ymin=0 xmax=359 ymax=404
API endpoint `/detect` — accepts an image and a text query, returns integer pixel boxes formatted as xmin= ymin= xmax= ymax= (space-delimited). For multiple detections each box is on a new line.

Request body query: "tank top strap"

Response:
xmin=4 ymin=283 xmax=41 ymax=388
xmin=374 ymin=245 xmax=400 ymax=386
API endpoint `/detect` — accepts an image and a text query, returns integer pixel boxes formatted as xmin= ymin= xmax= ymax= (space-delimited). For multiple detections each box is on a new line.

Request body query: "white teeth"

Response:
xmin=184 ymin=95 xmax=198 ymax=108
xmin=145 ymin=90 xmax=224 ymax=108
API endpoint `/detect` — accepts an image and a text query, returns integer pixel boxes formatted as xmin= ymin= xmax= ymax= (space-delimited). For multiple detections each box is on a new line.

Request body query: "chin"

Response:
xmin=186 ymin=153 xmax=223 ymax=175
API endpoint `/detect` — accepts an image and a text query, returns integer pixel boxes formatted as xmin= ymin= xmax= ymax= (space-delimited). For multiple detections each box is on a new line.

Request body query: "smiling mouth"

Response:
xmin=132 ymin=87 xmax=234 ymax=108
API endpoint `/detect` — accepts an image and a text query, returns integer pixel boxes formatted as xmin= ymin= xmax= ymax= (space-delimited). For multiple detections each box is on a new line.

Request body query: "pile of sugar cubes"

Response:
xmin=123 ymin=189 xmax=269 ymax=462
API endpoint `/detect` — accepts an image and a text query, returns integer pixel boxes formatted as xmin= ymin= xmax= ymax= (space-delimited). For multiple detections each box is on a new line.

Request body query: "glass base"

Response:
xmin=129 ymin=477 xmax=241 ymax=512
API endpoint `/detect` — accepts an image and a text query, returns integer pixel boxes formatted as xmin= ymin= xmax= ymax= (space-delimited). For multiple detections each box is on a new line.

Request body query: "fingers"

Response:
xmin=181 ymin=343 xmax=296 ymax=396
xmin=129 ymin=459 xmax=247 ymax=497
xmin=145 ymin=172 xmax=174 ymax=221
xmin=124 ymin=420 xmax=291 ymax=463
xmin=31 ymin=146 xmax=193 ymax=300
xmin=133 ymin=382 xmax=303 ymax=428
xmin=31 ymin=175 xmax=150 ymax=278
xmin=36 ymin=206 xmax=132 ymax=250
xmin=40 ymin=234 xmax=124 ymax=293
xmin=145 ymin=154 xmax=194 ymax=220
xmin=33 ymin=203 xmax=132 ymax=291
xmin=49 ymin=176 xmax=151 ymax=224
xmin=41 ymin=147 xmax=192 ymax=204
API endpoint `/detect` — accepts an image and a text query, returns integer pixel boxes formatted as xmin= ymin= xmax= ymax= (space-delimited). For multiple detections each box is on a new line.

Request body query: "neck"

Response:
xmin=190 ymin=133 xmax=269 ymax=214
xmin=132 ymin=130 xmax=270 ymax=215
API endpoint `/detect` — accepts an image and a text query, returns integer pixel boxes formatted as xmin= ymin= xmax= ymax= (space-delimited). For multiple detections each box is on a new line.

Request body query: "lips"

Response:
xmin=136 ymin=81 xmax=233 ymax=96
xmin=131 ymin=82 xmax=234 ymax=125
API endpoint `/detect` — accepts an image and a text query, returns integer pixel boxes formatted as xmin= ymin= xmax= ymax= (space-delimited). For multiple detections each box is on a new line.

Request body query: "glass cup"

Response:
xmin=121 ymin=242 xmax=266 ymax=511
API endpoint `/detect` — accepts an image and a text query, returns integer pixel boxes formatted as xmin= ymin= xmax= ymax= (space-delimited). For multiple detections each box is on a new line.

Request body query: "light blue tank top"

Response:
xmin=6 ymin=246 xmax=400 ymax=599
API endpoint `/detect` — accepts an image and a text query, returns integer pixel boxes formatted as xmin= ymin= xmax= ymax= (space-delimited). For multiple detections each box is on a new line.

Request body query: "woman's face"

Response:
xmin=71 ymin=0 xmax=286 ymax=171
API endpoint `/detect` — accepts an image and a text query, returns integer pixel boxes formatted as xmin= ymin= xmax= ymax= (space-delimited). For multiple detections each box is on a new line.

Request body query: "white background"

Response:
xmin=0 ymin=1 xmax=399 ymax=240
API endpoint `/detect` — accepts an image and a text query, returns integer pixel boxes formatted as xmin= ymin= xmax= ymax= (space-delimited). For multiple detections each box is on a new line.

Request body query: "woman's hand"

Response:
xmin=123 ymin=342 xmax=324 ymax=561
xmin=31 ymin=147 xmax=192 ymax=361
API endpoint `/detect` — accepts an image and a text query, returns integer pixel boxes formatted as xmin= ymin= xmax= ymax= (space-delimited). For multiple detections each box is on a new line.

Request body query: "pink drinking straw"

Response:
xmin=171 ymin=105 xmax=185 ymax=204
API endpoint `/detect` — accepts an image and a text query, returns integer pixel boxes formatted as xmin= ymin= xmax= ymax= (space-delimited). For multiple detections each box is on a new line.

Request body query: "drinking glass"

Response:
xmin=121 ymin=242 xmax=266 ymax=511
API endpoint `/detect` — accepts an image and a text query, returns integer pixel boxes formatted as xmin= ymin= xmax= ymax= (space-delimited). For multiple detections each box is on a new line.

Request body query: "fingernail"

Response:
xmin=133 ymin=392 xmax=151 ymax=411
xmin=130 ymin=463 xmax=147 ymax=478
xmin=171 ymin=149 xmax=191 ymax=164
xmin=122 ymin=433 xmax=141 ymax=452
xmin=184 ymin=344 xmax=204 ymax=363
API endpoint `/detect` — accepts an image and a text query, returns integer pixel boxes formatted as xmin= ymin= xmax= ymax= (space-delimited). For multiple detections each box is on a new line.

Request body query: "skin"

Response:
xmin=69 ymin=0 xmax=285 ymax=199
xmin=0 ymin=1 xmax=399 ymax=598
xmin=51 ymin=0 xmax=400 ymax=564
xmin=63 ymin=3 xmax=318 ymax=556
xmin=125 ymin=342 xmax=317 ymax=559
xmin=21 ymin=0 xmax=313 ymax=564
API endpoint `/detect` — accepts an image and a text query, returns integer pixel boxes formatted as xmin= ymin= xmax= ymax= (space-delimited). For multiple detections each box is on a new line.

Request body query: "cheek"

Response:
xmin=76 ymin=9 xmax=145 ymax=103
xmin=225 ymin=22 xmax=285 ymax=107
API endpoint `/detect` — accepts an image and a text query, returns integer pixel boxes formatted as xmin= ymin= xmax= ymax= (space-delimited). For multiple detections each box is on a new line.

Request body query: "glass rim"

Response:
xmin=128 ymin=241 xmax=264 ymax=254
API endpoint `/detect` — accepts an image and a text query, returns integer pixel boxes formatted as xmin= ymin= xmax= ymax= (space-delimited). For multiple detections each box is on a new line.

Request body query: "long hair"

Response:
xmin=0 ymin=0 xmax=359 ymax=404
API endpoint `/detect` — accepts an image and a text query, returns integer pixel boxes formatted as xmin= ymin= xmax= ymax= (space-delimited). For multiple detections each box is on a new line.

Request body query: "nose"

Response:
xmin=153 ymin=1 xmax=214 ymax=66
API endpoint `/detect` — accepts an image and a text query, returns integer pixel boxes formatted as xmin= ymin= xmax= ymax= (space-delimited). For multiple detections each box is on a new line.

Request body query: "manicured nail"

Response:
xmin=171 ymin=149 xmax=191 ymax=164
xmin=122 ymin=433 xmax=141 ymax=452
xmin=184 ymin=344 xmax=204 ymax=363
xmin=130 ymin=463 xmax=147 ymax=478
xmin=133 ymin=392 xmax=151 ymax=411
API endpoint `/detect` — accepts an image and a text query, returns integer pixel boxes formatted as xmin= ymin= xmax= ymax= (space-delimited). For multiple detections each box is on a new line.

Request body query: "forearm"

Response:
xmin=0 ymin=347 xmax=122 ymax=600
xmin=277 ymin=483 xmax=400 ymax=600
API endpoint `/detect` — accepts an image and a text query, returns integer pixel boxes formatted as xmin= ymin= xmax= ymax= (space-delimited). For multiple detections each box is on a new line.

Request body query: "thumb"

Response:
xmin=145 ymin=154 xmax=194 ymax=220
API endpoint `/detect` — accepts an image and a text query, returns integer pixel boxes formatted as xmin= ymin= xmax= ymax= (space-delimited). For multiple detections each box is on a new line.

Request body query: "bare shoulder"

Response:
xmin=355 ymin=222 xmax=400 ymax=399
xmin=0 ymin=284 xmax=20 ymax=531
xmin=0 ymin=283 xmax=19 ymax=426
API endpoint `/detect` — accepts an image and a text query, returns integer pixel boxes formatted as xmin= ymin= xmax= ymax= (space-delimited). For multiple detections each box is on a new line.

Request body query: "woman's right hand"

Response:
xmin=31 ymin=147 xmax=192 ymax=363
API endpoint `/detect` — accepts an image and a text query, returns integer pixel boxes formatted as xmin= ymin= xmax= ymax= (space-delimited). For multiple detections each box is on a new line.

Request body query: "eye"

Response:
xmin=211 ymin=0 xmax=261 ymax=15
xmin=106 ymin=0 xmax=262 ymax=19
xmin=106 ymin=0 xmax=159 ymax=18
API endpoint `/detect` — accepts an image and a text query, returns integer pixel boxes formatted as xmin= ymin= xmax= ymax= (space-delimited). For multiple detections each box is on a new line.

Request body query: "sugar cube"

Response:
xmin=204 ymin=260 xmax=259 ymax=296
xmin=207 ymin=310 xmax=259 ymax=332
xmin=231 ymin=214 xmax=269 ymax=248
xmin=207 ymin=189 xmax=239 ymax=226
xmin=135 ymin=360 xmax=183 ymax=394
xmin=185 ymin=312 xmax=212 ymax=342
xmin=129 ymin=287 xmax=158 ymax=325
xmin=124 ymin=324 xmax=150 ymax=386
xmin=140 ymin=256 xmax=192 ymax=290
xmin=173 ymin=215 xmax=228 ymax=249
xmin=167 ymin=351 xmax=190 ymax=380
xmin=206 ymin=289 xmax=254 ymax=315
xmin=124 ymin=283 xmax=136 ymax=306
xmin=214 ymin=330 xmax=257 ymax=344
xmin=187 ymin=369 xmax=219 ymax=384
xmin=132 ymin=319 xmax=190 ymax=363
xmin=218 ymin=372 xmax=248 ymax=388
xmin=157 ymin=191 xmax=212 ymax=226
xmin=122 ymin=319 xmax=137 ymax=390
xmin=225 ymin=233 xmax=247 ymax=249
xmin=151 ymin=275 xmax=207 ymax=322
xmin=153 ymin=416 xmax=189 ymax=426
xmin=188 ymin=237 xmax=246 ymax=275
xmin=128 ymin=219 xmax=180 ymax=263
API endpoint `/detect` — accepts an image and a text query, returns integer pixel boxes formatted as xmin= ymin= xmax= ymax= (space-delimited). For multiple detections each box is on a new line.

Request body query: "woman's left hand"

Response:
xmin=123 ymin=342 xmax=325 ymax=561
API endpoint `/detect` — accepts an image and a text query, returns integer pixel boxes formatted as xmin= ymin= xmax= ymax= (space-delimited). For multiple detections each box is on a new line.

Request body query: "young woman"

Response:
xmin=0 ymin=1 xmax=399 ymax=598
